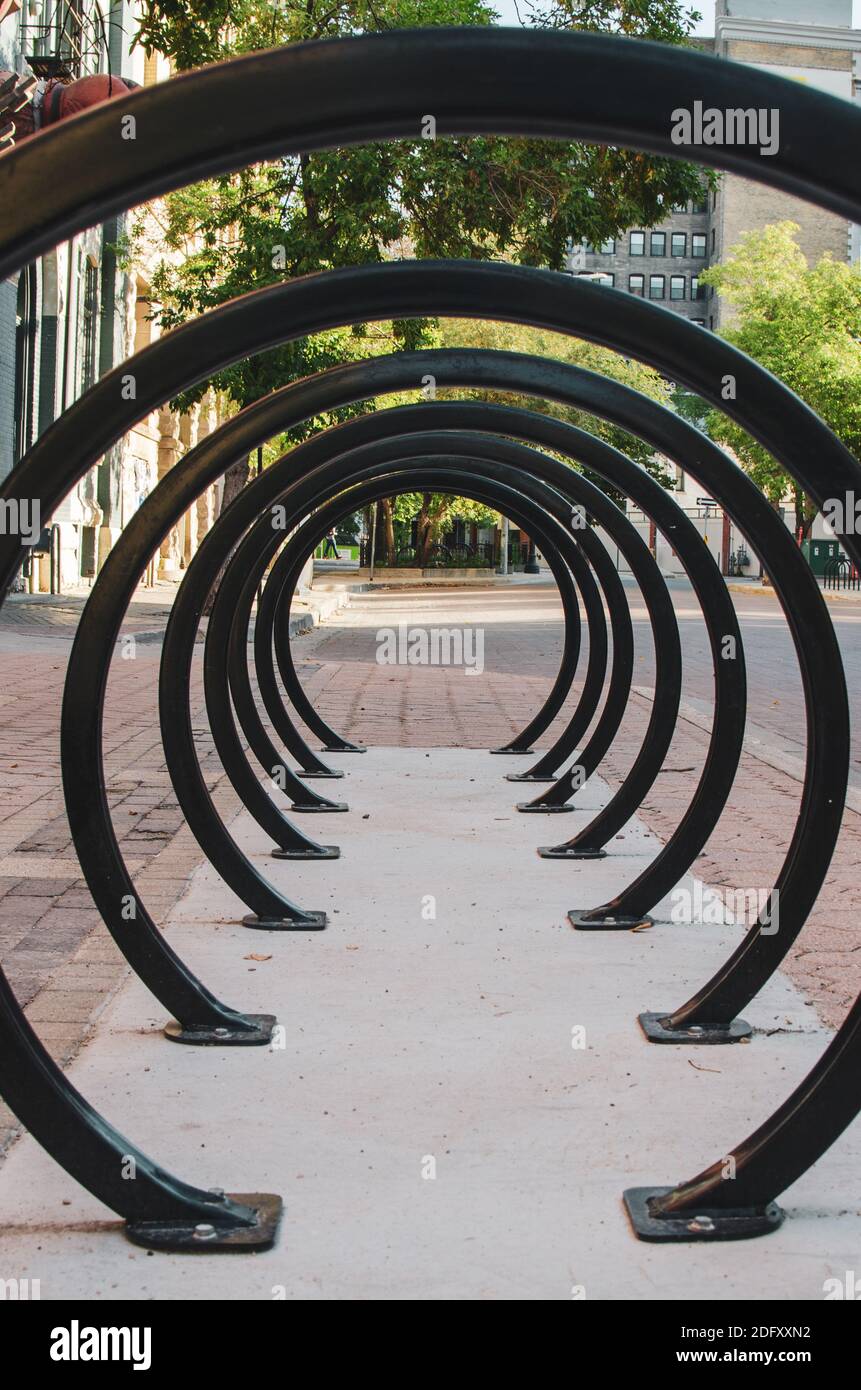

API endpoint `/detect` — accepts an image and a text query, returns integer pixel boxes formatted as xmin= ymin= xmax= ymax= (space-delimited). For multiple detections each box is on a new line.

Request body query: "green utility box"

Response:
xmin=801 ymin=538 xmax=841 ymax=576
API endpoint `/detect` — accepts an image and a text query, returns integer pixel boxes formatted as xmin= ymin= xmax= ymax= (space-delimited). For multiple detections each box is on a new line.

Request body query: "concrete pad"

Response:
xmin=0 ymin=747 xmax=857 ymax=1300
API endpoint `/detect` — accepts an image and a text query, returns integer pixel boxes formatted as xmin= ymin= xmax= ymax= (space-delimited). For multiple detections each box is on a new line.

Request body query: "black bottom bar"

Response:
xmin=639 ymin=1011 xmax=752 ymax=1044
xmin=623 ymin=1187 xmax=783 ymax=1242
xmin=163 ymin=1014 xmax=277 ymax=1046
xmin=271 ymin=845 xmax=340 ymax=860
xmin=568 ymin=910 xmax=653 ymax=930
xmin=126 ymin=1192 xmax=283 ymax=1252
xmin=242 ymin=911 xmax=327 ymax=931
xmin=538 ymin=845 xmax=606 ymax=860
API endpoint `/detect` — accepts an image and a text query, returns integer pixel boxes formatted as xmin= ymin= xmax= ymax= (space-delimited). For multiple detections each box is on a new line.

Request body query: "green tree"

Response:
xmin=700 ymin=221 xmax=861 ymax=539
xmin=133 ymin=0 xmax=705 ymax=557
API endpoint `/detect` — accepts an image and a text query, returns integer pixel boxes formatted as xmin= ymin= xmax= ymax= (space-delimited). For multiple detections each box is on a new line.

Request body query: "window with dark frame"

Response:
xmin=649 ymin=274 xmax=665 ymax=300
xmin=650 ymin=230 xmax=666 ymax=256
xmin=670 ymin=275 xmax=685 ymax=300
xmin=630 ymin=231 xmax=645 ymax=256
xmin=671 ymin=232 xmax=686 ymax=257
xmin=628 ymin=273 xmax=645 ymax=296
xmin=692 ymin=233 xmax=707 ymax=258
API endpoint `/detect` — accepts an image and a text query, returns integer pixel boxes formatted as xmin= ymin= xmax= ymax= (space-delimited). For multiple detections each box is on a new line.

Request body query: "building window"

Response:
xmin=599 ymin=238 xmax=615 ymax=254
xmin=671 ymin=201 xmax=688 ymax=213
xmin=711 ymin=228 xmax=716 ymax=253
xmin=691 ymin=274 xmax=706 ymax=301
xmin=649 ymin=230 xmax=666 ymax=256
xmin=670 ymin=275 xmax=685 ymax=300
xmin=692 ymin=188 xmax=708 ymax=215
xmin=649 ymin=274 xmax=665 ymax=300
xmin=597 ymin=272 xmax=615 ymax=286
xmin=628 ymin=273 xmax=645 ymax=296
xmin=712 ymin=189 xmax=718 ymax=210
xmin=671 ymin=232 xmax=686 ymax=257
xmin=629 ymin=231 xmax=645 ymax=256
xmin=692 ymin=234 xmax=707 ymax=258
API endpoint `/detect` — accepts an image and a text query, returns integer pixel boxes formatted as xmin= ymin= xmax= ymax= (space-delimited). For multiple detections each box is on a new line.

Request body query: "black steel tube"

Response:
xmin=159 ymin=436 xmax=626 ymax=903
xmin=223 ymin=484 xmax=584 ymax=779
xmin=0 ymin=26 xmax=858 ymax=1242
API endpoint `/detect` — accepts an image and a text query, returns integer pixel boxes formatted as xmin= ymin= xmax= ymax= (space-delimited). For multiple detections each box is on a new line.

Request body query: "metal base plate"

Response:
xmin=242 ymin=910 xmax=327 ymax=931
xmin=538 ymin=845 xmax=607 ymax=860
xmin=505 ymin=772 xmax=557 ymax=782
xmin=164 ymin=1013 xmax=277 ymax=1046
xmin=516 ymin=801 xmax=575 ymax=813
xmin=569 ymin=910 xmax=653 ymax=931
xmin=290 ymin=801 xmax=349 ymax=813
xmin=323 ymin=744 xmax=365 ymax=753
xmin=623 ymin=1187 xmax=784 ymax=1243
xmin=271 ymin=844 xmax=340 ymax=860
xmin=639 ymin=1011 xmax=753 ymax=1044
xmin=126 ymin=1193 xmax=283 ymax=1253
xmin=298 ymin=768 xmax=344 ymax=779
xmin=489 ymin=746 xmax=534 ymax=755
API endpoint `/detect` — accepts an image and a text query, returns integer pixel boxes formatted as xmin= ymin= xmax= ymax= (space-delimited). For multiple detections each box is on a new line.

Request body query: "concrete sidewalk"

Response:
xmin=0 ymin=748 xmax=855 ymax=1301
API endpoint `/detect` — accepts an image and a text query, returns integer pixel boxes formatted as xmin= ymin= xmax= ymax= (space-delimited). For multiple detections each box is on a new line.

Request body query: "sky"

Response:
xmin=491 ymin=1 xmax=717 ymax=32
xmin=492 ymin=3 xmax=861 ymax=32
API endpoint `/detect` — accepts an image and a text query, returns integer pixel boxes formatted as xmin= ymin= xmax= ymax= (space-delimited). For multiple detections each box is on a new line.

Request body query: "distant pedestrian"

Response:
xmin=322 ymin=529 xmax=340 ymax=559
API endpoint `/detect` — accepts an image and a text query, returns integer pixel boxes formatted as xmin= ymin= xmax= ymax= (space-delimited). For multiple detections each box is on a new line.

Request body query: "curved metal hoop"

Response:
xmin=0 ymin=30 xmax=859 ymax=1245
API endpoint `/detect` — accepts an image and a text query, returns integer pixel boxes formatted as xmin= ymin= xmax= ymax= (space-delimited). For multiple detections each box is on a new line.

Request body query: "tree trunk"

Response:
xmin=415 ymin=493 xmax=433 ymax=567
xmin=794 ymin=486 xmax=815 ymax=543
xmin=381 ymin=498 xmax=396 ymax=566
xmin=201 ymin=454 xmax=251 ymax=617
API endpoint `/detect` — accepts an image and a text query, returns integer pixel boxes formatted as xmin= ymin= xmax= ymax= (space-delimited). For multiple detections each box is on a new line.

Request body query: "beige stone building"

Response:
xmin=709 ymin=0 xmax=860 ymax=328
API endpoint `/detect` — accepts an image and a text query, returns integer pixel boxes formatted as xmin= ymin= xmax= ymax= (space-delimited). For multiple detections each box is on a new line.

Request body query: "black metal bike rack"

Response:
xmin=0 ymin=27 xmax=859 ymax=1248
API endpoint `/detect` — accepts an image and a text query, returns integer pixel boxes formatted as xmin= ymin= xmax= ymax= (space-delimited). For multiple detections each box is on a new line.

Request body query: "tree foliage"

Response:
xmin=133 ymin=0 xmax=705 ymax=560
xmin=699 ymin=222 xmax=861 ymax=538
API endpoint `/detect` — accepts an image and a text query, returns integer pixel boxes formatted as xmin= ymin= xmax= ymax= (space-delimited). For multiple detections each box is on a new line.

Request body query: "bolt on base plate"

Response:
xmin=505 ymin=772 xmax=558 ymax=782
xmin=164 ymin=1013 xmax=277 ymax=1046
xmin=539 ymin=845 xmax=606 ymax=860
xmin=290 ymin=801 xmax=349 ymax=813
xmin=568 ymin=910 xmax=653 ymax=931
xmin=517 ymin=802 xmax=575 ymax=813
xmin=126 ymin=1193 xmax=283 ymax=1253
xmin=297 ymin=768 xmax=345 ymax=778
xmin=271 ymin=844 xmax=340 ymax=860
xmin=639 ymin=1011 xmax=753 ymax=1044
xmin=242 ymin=910 xmax=327 ymax=931
xmin=623 ymin=1187 xmax=783 ymax=1242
